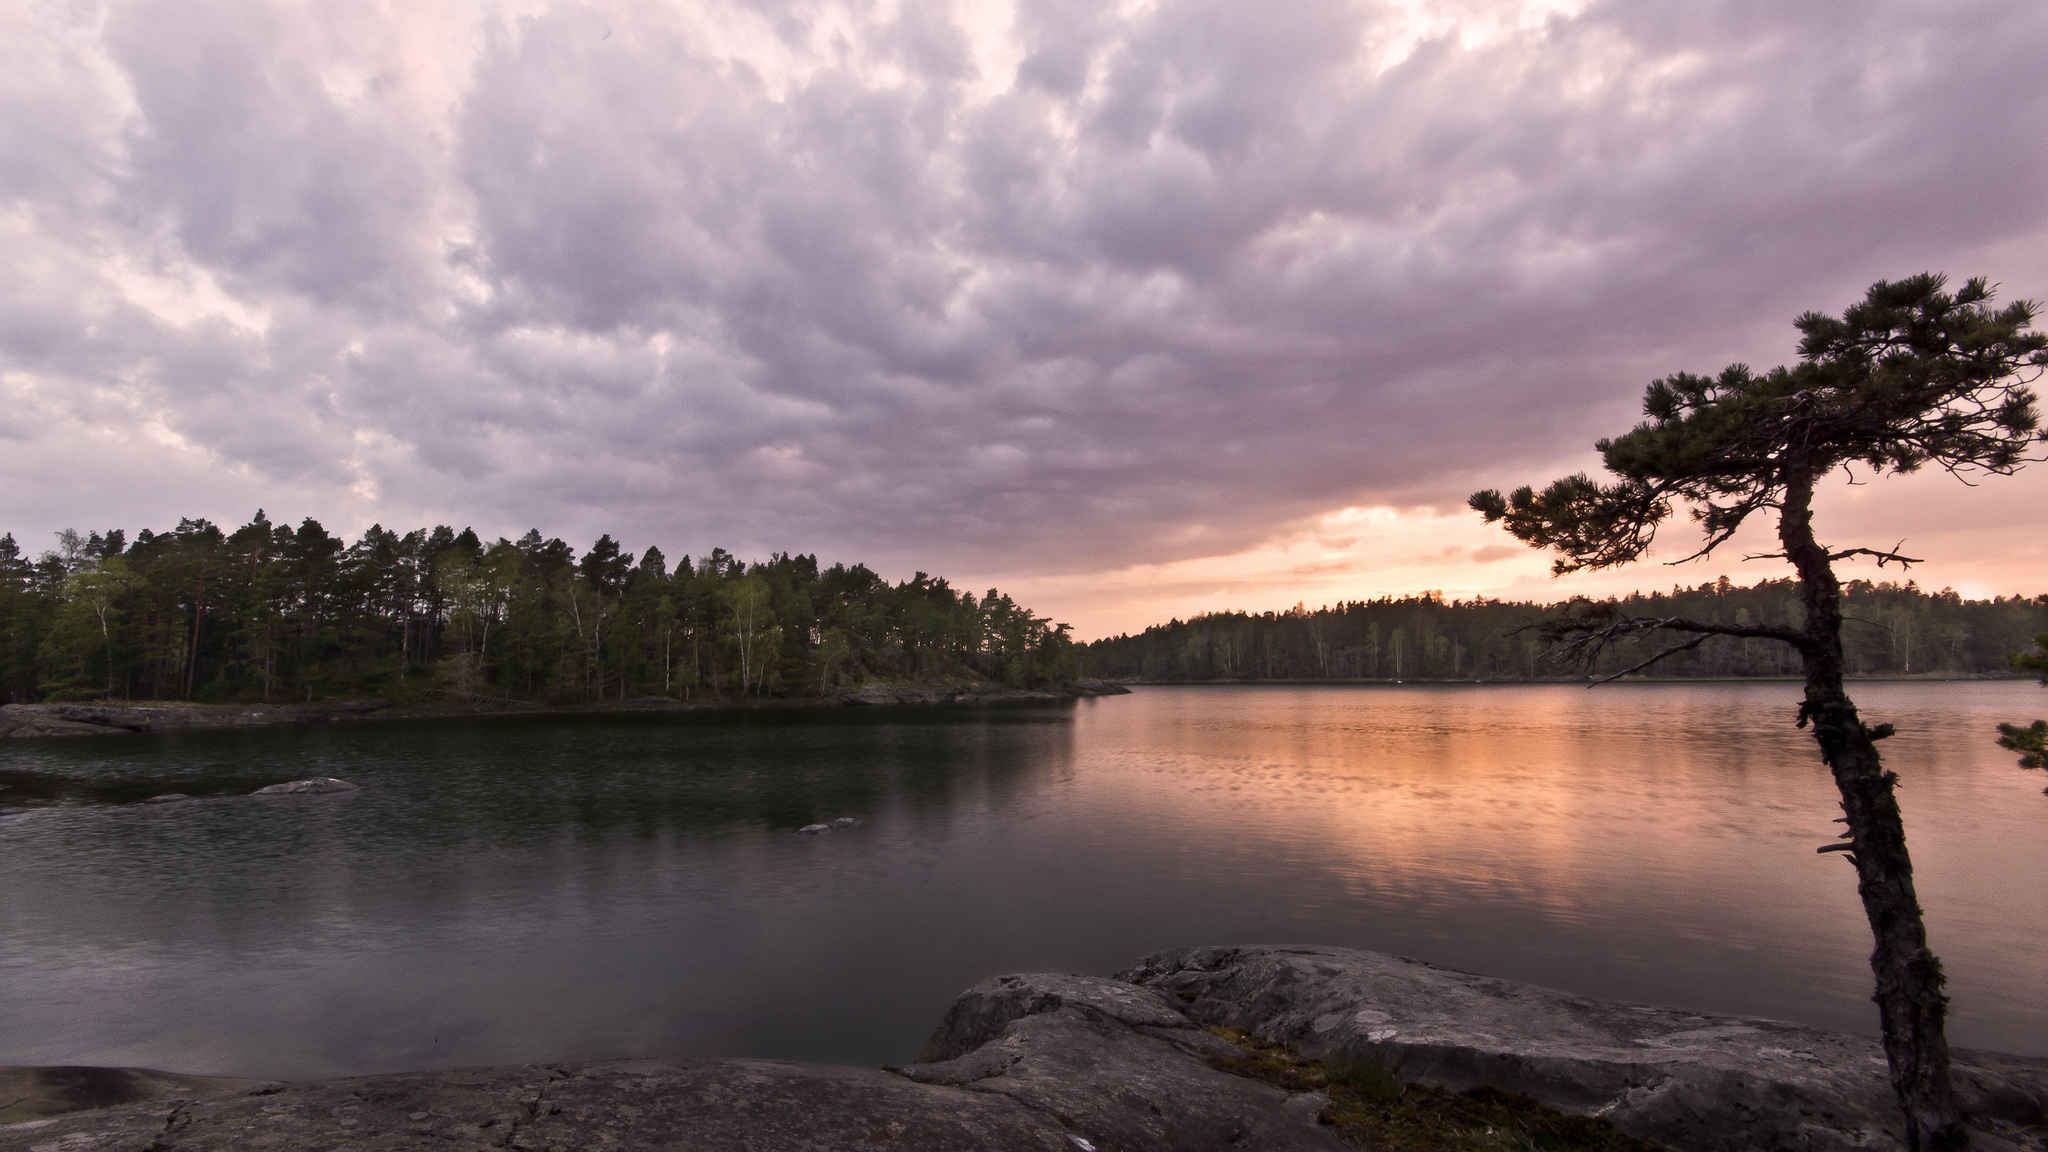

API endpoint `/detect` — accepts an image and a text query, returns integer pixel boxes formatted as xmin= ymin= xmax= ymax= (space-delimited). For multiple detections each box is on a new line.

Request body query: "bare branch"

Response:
xmin=1529 ymin=601 xmax=1818 ymax=676
xmin=1548 ymin=611 xmax=1810 ymax=648
xmin=1826 ymin=543 xmax=1922 ymax=567
xmin=1743 ymin=543 xmax=1922 ymax=566
xmin=1587 ymin=633 xmax=1711 ymax=686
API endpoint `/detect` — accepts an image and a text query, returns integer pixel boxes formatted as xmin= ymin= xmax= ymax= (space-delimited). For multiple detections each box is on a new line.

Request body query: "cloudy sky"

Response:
xmin=5 ymin=0 xmax=2046 ymax=637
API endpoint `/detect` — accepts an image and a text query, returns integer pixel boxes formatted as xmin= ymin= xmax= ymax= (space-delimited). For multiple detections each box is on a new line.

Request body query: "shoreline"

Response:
xmin=3 ymin=945 xmax=2042 ymax=1152
xmin=0 ymin=680 xmax=1132 ymax=739
xmin=1119 ymin=672 xmax=2029 ymax=685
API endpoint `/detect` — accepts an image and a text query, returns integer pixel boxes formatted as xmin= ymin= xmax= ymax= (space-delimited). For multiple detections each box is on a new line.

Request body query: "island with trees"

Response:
xmin=0 ymin=521 xmax=1086 ymax=711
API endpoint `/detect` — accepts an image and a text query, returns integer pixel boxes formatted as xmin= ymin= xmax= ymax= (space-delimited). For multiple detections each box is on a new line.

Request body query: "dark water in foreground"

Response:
xmin=1 ymin=682 xmax=2042 ymax=1079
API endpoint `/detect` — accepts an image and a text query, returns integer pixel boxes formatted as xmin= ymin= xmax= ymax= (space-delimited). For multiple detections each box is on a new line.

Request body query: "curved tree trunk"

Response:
xmin=1779 ymin=471 xmax=1967 ymax=1152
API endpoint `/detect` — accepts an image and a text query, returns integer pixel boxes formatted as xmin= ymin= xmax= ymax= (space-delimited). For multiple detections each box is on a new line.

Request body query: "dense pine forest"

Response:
xmin=0 ymin=514 xmax=1077 ymax=705
xmin=1084 ymin=578 xmax=2048 ymax=682
xmin=8 ymin=514 xmax=2040 ymax=706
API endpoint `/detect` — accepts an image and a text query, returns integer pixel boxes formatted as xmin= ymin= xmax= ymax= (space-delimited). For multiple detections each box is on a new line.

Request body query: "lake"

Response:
xmin=1 ymin=681 xmax=2042 ymax=1081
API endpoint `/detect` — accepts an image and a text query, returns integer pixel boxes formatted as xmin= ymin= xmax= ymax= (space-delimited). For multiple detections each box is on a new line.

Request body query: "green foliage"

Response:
xmin=0 ymin=515 xmax=1076 ymax=704
xmin=1322 ymin=1054 xmax=1407 ymax=1102
xmin=1083 ymin=581 xmax=2046 ymax=682
xmin=1997 ymin=721 xmax=2046 ymax=771
xmin=1205 ymin=1028 xmax=1660 ymax=1152
xmin=2000 ymin=632 xmax=2048 ymax=789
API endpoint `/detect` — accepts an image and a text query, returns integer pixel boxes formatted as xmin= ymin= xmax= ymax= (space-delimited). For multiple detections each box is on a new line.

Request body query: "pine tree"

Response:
xmin=1470 ymin=274 xmax=2047 ymax=1152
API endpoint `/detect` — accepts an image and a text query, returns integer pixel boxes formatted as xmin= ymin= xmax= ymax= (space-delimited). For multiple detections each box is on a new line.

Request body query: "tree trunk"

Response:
xmin=1779 ymin=470 xmax=1966 ymax=1152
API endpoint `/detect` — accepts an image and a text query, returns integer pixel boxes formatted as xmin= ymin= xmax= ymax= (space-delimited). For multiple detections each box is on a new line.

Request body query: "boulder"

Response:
xmin=251 ymin=778 xmax=358 ymax=796
xmin=898 ymin=972 xmax=1349 ymax=1151
xmin=1117 ymin=945 xmax=2048 ymax=1152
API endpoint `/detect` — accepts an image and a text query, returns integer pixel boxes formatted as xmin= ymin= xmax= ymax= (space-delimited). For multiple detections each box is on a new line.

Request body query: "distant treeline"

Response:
xmin=1084 ymin=578 xmax=2048 ymax=682
xmin=0 ymin=513 xmax=1076 ymax=705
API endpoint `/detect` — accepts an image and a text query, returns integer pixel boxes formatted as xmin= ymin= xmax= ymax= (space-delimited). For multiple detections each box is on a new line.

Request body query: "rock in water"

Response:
xmin=829 ymin=817 xmax=860 ymax=829
xmin=141 ymin=794 xmax=190 ymax=804
xmin=251 ymin=778 xmax=358 ymax=796
xmin=794 ymin=823 xmax=830 ymax=835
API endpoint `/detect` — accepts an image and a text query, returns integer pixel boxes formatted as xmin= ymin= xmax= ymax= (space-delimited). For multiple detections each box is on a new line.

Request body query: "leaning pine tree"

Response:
xmin=1469 ymin=274 xmax=2047 ymax=1152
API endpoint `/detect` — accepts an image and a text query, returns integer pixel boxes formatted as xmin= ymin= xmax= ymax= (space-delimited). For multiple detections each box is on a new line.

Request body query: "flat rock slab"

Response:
xmin=0 ymin=974 xmax=1341 ymax=1152
xmin=1118 ymin=945 xmax=2048 ymax=1152
xmin=0 ymin=701 xmax=388 ymax=738
xmin=0 ymin=1067 xmax=277 ymax=1125
xmin=0 ymin=1060 xmax=1091 ymax=1152
xmin=8 ymin=948 xmax=2043 ymax=1151
xmin=839 ymin=680 xmax=1130 ymax=706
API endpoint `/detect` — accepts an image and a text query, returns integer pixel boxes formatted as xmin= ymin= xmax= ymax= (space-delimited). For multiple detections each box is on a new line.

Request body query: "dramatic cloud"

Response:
xmin=5 ymin=0 xmax=2046 ymax=634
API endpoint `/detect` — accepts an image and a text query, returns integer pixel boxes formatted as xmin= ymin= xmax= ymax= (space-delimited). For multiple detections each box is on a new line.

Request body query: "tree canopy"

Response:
xmin=1473 ymin=274 xmax=2044 ymax=578
xmin=1082 ymin=580 xmax=2046 ymax=682
xmin=0 ymin=518 xmax=1076 ymax=706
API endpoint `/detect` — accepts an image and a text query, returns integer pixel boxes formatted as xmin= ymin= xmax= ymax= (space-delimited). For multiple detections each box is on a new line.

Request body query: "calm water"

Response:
xmin=1 ymin=682 xmax=2042 ymax=1080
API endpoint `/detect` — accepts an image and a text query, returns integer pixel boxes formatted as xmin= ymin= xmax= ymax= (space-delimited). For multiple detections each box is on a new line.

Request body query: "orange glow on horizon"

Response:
xmin=980 ymin=465 xmax=2048 ymax=642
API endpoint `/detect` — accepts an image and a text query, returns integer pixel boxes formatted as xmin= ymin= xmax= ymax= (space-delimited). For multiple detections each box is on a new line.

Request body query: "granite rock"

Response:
xmin=0 ymin=1060 xmax=1079 ymax=1152
xmin=0 ymin=1066 xmax=277 ymax=1125
xmin=0 ymin=974 xmax=1343 ymax=1152
xmin=9 ymin=947 xmax=2043 ymax=1152
xmin=0 ymin=700 xmax=388 ymax=738
xmin=902 ymin=972 xmax=1348 ymax=1151
xmin=1117 ymin=945 xmax=2048 ymax=1152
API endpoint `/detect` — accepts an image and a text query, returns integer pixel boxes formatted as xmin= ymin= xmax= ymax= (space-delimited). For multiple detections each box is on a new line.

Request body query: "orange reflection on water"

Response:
xmin=1066 ymin=681 xmax=2046 ymax=1051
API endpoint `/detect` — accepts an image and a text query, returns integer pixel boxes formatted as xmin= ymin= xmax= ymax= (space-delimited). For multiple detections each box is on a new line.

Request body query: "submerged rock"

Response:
xmin=141 ymin=794 xmax=191 ymax=804
xmin=830 ymin=817 xmax=860 ymax=829
xmin=250 ymin=777 xmax=358 ymax=796
xmin=794 ymin=823 xmax=830 ymax=835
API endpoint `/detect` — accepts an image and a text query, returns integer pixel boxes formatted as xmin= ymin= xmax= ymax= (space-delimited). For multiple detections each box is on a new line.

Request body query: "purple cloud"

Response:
xmin=2 ymin=0 xmax=2044 ymax=598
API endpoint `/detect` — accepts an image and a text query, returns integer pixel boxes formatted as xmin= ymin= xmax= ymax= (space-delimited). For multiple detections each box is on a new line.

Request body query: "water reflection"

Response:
xmin=0 ymin=684 xmax=2039 ymax=1082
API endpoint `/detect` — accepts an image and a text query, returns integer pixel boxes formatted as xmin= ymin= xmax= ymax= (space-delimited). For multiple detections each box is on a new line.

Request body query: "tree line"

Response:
xmin=0 ymin=513 xmax=1077 ymax=705
xmin=1083 ymin=577 xmax=2048 ymax=682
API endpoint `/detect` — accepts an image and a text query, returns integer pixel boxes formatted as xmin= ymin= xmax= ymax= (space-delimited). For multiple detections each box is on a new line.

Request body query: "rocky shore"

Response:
xmin=0 ymin=681 xmax=1130 ymax=739
xmin=0 ymin=699 xmax=392 ymax=738
xmin=4 ymin=945 xmax=2042 ymax=1152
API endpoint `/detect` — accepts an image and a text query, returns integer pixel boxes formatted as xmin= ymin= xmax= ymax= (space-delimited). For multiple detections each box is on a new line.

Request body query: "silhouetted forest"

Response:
xmin=0 ymin=514 xmax=1076 ymax=705
xmin=1084 ymin=578 xmax=2048 ymax=682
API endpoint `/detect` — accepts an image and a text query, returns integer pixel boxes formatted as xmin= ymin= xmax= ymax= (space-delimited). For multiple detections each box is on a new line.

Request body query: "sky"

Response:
xmin=4 ymin=0 xmax=2046 ymax=640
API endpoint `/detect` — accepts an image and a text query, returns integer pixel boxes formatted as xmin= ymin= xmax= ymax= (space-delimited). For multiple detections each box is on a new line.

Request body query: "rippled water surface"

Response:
xmin=2 ymin=681 xmax=2042 ymax=1079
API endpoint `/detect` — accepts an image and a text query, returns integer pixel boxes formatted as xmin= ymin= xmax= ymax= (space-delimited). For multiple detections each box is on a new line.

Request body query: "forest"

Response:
xmin=8 ymin=514 xmax=2041 ymax=707
xmin=0 ymin=513 xmax=1077 ymax=705
xmin=1083 ymin=578 xmax=2048 ymax=683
